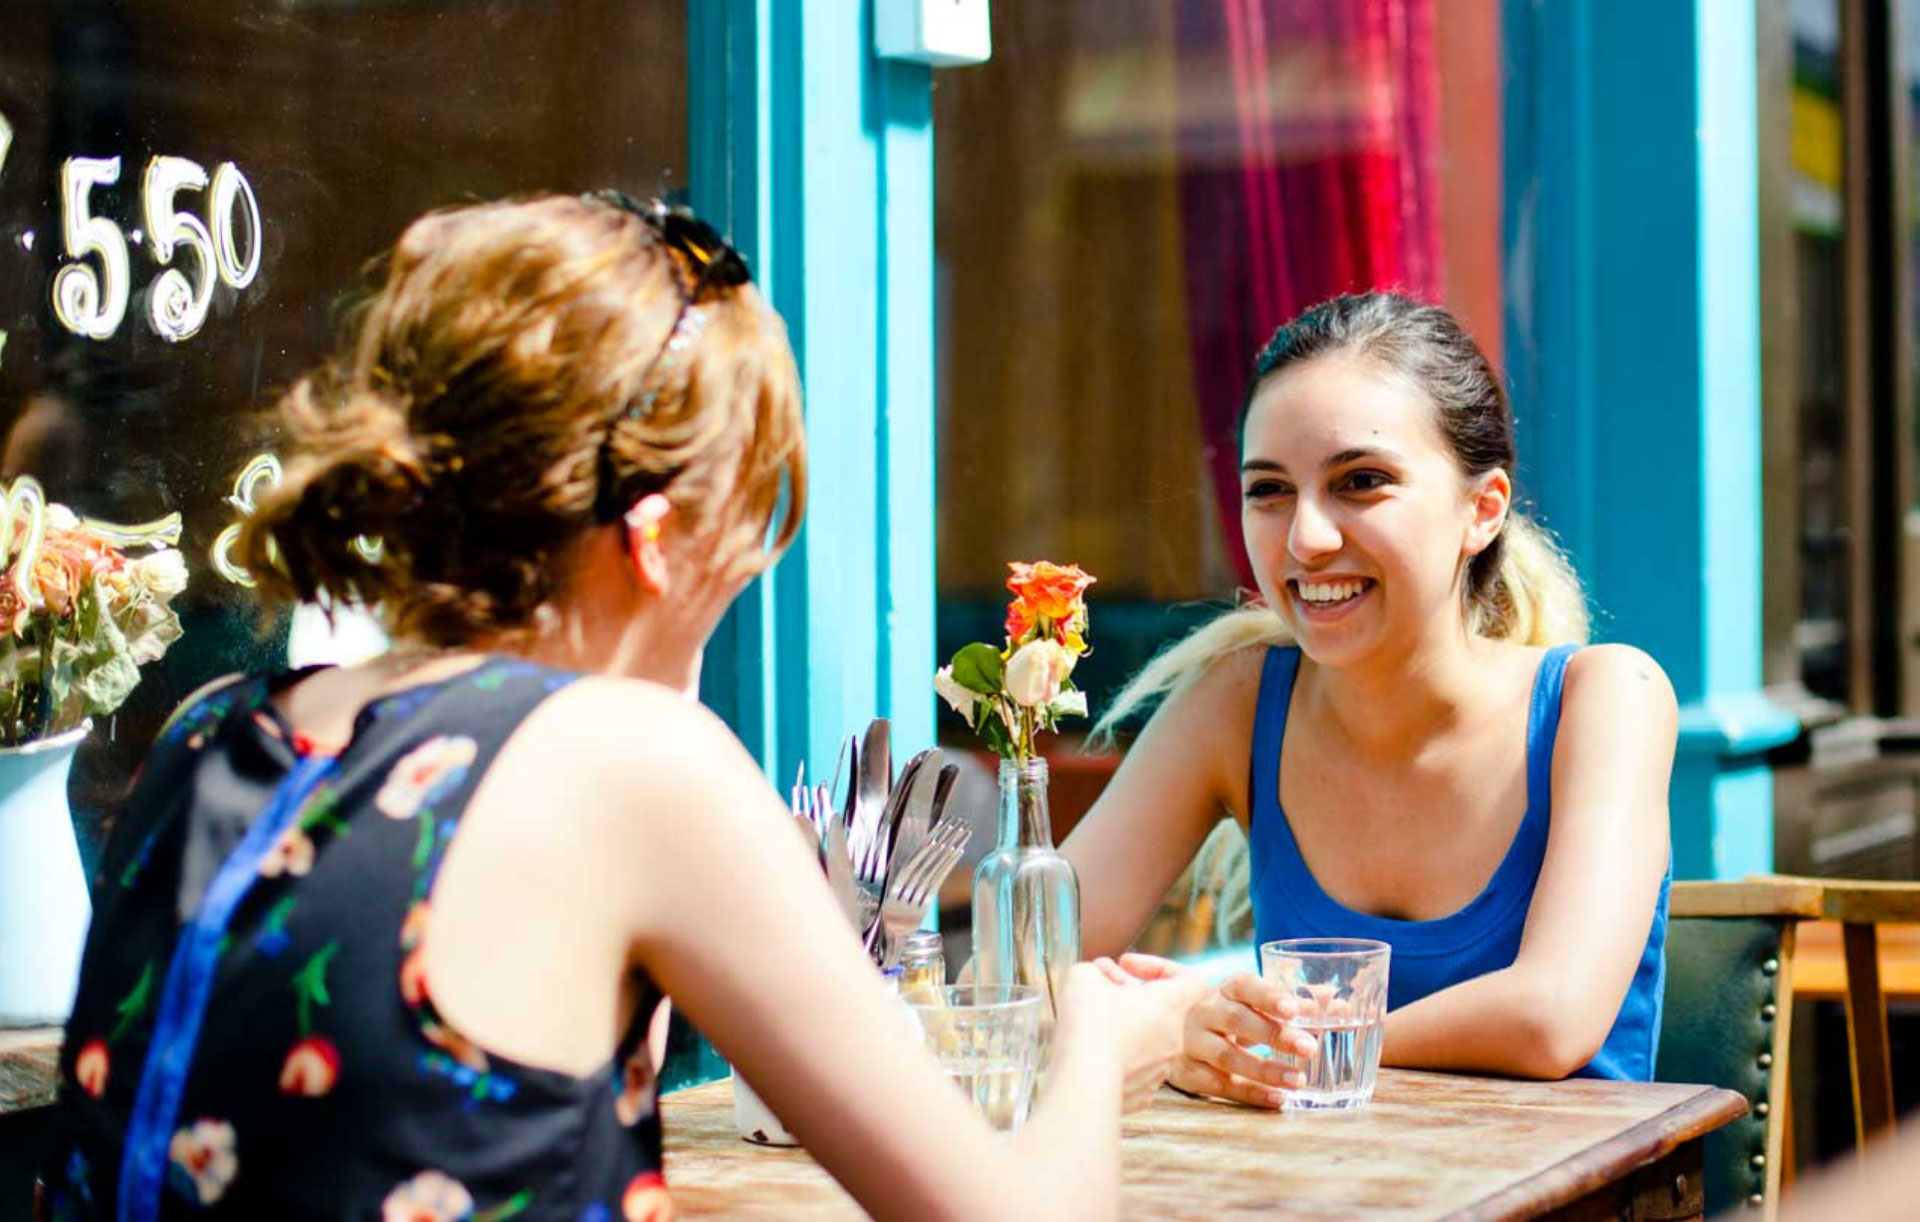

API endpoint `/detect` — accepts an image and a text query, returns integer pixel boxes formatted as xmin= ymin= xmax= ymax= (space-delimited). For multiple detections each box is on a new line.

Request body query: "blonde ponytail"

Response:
xmin=1472 ymin=510 xmax=1590 ymax=647
xmin=1090 ymin=602 xmax=1292 ymax=744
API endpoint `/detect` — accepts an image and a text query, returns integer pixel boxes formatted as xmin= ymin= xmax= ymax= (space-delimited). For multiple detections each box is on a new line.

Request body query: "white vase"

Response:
xmin=0 ymin=723 xmax=92 ymax=1027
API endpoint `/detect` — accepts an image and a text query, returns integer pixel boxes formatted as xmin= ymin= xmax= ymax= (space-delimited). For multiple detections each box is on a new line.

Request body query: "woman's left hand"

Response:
xmin=1091 ymin=952 xmax=1316 ymax=1109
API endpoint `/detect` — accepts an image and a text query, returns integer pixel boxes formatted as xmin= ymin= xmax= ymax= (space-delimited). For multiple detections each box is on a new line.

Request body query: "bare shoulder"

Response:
xmin=1136 ymin=644 xmax=1271 ymax=809
xmin=1126 ymin=643 xmax=1269 ymax=746
xmin=510 ymin=674 xmax=769 ymax=814
xmin=1563 ymin=643 xmax=1679 ymax=726
xmin=1174 ymin=644 xmax=1270 ymax=716
xmin=1550 ymin=644 xmax=1679 ymax=811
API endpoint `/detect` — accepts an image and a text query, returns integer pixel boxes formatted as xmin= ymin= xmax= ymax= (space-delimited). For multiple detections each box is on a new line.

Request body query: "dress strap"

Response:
xmin=117 ymin=751 xmax=339 ymax=1222
xmin=1246 ymin=646 xmax=1301 ymax=829
xmin=1524 ymin=645 xmax=1580 ymax=816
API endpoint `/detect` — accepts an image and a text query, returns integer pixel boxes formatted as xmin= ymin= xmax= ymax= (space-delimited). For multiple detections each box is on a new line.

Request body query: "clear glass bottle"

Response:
xmin=970 ymin=757 xmax=1080 ymax=1036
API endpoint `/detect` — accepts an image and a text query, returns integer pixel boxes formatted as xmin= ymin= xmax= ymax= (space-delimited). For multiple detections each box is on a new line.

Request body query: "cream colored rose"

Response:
xmin=1004 ymin=639 xmax=1074 ymax=708
xmin=1048 ymin=689 xmax=1088 ymax=719
xmin=133 ymin=548 xmax=189 ymax=599
xmin=933 ymin=666 xmax=981 ymax=719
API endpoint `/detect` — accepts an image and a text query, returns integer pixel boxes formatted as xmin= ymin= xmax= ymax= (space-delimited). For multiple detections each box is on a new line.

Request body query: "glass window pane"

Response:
xmin=1788 ymin=0 xmax=1850 ymax=703
xmin=934 ymin=0 xmax=1499 ymax=721
xmin=932 ymin=1 xmax=1499 ymax=957
xmin=0 ymin=2 xmax=687 ymax=858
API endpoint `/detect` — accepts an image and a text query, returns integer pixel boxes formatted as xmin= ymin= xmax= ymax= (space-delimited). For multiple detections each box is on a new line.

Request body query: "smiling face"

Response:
xmin=1239 ymin=355 xmax=1509 ymax=669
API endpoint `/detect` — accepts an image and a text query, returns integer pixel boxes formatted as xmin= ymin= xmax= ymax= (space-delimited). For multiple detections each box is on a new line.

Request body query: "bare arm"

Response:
xmin=582 ymin=681 xmax=1199 ymax=1222
xmin=1063 ymin=649 xmax=1265 ymax=959
xmin=1380 ymin=645 xmax=1677 ymax=1077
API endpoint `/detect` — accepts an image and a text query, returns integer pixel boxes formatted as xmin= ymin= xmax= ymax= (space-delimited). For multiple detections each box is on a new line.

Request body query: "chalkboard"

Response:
xmin=0 ymin=1 xmax=688 ymax=859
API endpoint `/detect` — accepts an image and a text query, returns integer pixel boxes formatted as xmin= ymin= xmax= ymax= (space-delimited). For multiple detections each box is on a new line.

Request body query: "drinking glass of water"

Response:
xmin=1259 ymin=938 xmax=1390 ymax=1111
xmin=904 ymin=984 xmax=1043 ymax=1131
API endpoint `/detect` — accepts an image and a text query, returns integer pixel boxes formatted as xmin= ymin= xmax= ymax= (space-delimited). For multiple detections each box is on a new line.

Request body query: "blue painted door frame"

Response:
xmin=689 ymin=1 xmax=938 ymax=791
xmin=1503 ymin=0 xmax=1797 ymax=878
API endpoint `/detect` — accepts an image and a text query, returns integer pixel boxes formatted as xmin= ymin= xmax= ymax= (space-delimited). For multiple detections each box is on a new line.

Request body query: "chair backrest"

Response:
xmin=1656 ymin=914 xmax=1793 ymax=1218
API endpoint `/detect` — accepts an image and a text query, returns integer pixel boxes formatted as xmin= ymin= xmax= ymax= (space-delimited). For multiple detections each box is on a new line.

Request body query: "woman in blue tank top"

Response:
xmin=1062 ymin=292 xmax=1675 ymax=1102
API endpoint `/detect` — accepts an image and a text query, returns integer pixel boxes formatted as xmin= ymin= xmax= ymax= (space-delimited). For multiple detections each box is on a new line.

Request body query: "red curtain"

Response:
xmin=1176 ymin=0 xmax=1444 ymax=587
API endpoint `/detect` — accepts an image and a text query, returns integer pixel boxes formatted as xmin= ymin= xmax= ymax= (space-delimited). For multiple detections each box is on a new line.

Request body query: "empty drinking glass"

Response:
xmin=904 ymin=984 xmax=1043 ymax=1131
xmin=1259 ymin=938 xmax=1390 ymax=1111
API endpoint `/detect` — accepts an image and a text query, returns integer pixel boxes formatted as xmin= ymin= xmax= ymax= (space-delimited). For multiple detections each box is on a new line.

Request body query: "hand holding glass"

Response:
xmin=1259 ymin=938 xmax=1389 ymax=1111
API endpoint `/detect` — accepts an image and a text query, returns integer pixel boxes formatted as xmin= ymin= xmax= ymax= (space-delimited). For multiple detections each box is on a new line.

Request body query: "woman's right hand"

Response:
xmin=1099 ymin=953 xmax=1316 ymax=1109
xmin=1060 ymin=961 xmax=1211 ymax=1113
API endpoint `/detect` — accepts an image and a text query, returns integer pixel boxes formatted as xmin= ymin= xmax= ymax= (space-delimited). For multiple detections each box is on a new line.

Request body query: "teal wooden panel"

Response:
xmin=693 ymin=0 xmax=780 ymax=770
xmin=688 ymin=1 xmax=937 ymax=786
xmin=1503 ymin=0 xmax=1794 ymax=877
xmin=877 ymin=53 xmax=936 ymax=760
xmin=678 ymin=0 xmax=941 ymax=1085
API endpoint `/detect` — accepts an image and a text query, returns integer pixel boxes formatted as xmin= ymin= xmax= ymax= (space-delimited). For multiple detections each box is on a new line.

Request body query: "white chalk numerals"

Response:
xmin=51 ymin=156 xmax=130 ymax=341
xmin=144 ymin=156 xmax=216 ymax=342
xmin=211 ymin=453 xmax=283 ymax=588
xmin=210 ymin=162 xmax=261 ymax=290
xmin=46 ymin=151 xmax=262 ymax=343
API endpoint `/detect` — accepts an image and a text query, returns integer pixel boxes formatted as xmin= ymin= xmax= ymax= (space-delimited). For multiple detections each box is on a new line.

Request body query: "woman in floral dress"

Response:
xmin=40 ymin=193 xmax=1204 ymax=1222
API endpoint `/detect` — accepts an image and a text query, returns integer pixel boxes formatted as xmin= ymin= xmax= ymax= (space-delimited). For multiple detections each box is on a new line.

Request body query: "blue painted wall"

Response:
xmin=1503 ymin=0 xmax=1795 ymax=878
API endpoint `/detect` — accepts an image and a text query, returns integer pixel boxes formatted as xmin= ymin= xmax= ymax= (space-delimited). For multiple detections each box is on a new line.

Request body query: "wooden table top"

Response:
xmin=0 ymin=1027 xmax=62 ymax=1116
xmin=661 ymin=1070 xmax=1745 ymax=1221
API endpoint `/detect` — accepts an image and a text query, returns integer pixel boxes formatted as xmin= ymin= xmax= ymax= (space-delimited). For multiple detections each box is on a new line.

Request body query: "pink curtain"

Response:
xmin=1177 ymin=0 xmax=1444 ymax=587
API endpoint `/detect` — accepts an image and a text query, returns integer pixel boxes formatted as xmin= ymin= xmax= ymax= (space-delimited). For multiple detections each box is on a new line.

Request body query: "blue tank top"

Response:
xmin=1247 ymin=645 xmax=1669 ymax=1081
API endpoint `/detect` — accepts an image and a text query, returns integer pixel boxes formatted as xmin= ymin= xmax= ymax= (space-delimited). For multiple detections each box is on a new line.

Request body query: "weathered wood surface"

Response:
xmin=661 ymin=1070 xmax=1744 ymax=1221
xmin=0 ymin=1028 xmax=61 ymax=1116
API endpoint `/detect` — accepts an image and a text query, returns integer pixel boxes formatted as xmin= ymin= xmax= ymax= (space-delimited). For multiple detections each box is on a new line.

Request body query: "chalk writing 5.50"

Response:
xmin=0 ymin=106 xmax=263 ymax=352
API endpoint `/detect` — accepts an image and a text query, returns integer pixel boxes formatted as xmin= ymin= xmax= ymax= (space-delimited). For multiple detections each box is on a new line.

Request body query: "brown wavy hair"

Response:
xmin=236 ymin=194 xmax=805 ymax=646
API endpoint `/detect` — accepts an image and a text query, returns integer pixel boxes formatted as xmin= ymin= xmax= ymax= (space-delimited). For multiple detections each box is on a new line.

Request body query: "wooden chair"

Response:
xmin=1658 ymin=875 xmax=1920 ymax=1218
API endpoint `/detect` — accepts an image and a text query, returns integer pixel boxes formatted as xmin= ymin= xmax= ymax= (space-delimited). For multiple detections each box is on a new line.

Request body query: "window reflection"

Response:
xmin=0 ymin=1 xmax=686 ymax=857
xmin=934 ymin=0 xmax=1499 ymax=715
xmin=1788 ymin=0 xmax=1849 ymax=703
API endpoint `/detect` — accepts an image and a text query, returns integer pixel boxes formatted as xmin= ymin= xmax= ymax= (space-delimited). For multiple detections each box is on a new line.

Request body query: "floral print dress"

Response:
xmin=41 ymin=658 xmax=675 ymax=1222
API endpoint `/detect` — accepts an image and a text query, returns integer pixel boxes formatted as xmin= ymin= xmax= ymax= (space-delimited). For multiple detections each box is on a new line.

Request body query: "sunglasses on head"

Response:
xmin=587 ymin=191 xmax=753 ymax=522
xmin=586 ymin=189 xmax=752 ymax=296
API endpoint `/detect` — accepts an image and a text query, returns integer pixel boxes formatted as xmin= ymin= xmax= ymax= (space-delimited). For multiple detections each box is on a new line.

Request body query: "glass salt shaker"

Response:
xmin=898 ymin=930 xmax=946 ymax=1002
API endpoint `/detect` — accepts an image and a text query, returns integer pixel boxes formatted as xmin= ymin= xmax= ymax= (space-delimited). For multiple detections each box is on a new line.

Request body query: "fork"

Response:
xmin=870 ymin=817 xmax=971 ymax=968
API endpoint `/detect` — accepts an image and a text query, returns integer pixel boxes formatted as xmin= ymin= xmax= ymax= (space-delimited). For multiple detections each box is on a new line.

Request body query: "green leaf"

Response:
xmin=110 ymin=962 xmax=156 ymax=1045
xmin=950 ymin=642 xmax=1005 ymax=696
xmin=972 ymin=703 xmax=1017 ymax=759
xmin=474 ymin=1191 xmax=534 ymax=1222
xmin=71 ymin=577 xmax=139 ymax=720
xmin=291 ymin=940 xmax=340 ymax=1038
xmin=412 ymin=814 xmax=435 ymax=870
xmin=291 ymin=942 xmax=339 ymax=1007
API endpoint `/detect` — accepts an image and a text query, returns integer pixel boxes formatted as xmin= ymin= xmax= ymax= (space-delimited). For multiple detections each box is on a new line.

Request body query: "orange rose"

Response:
xmin=0 ymin=580 xmax=28 ymax=637
xmin=30 ymin=545 xmax=86 ymax=617
xmin=1007 ymin=561 xmax=1095 ymax=620
xmin=1005 ymin=561 xmax=1094 ymax=645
